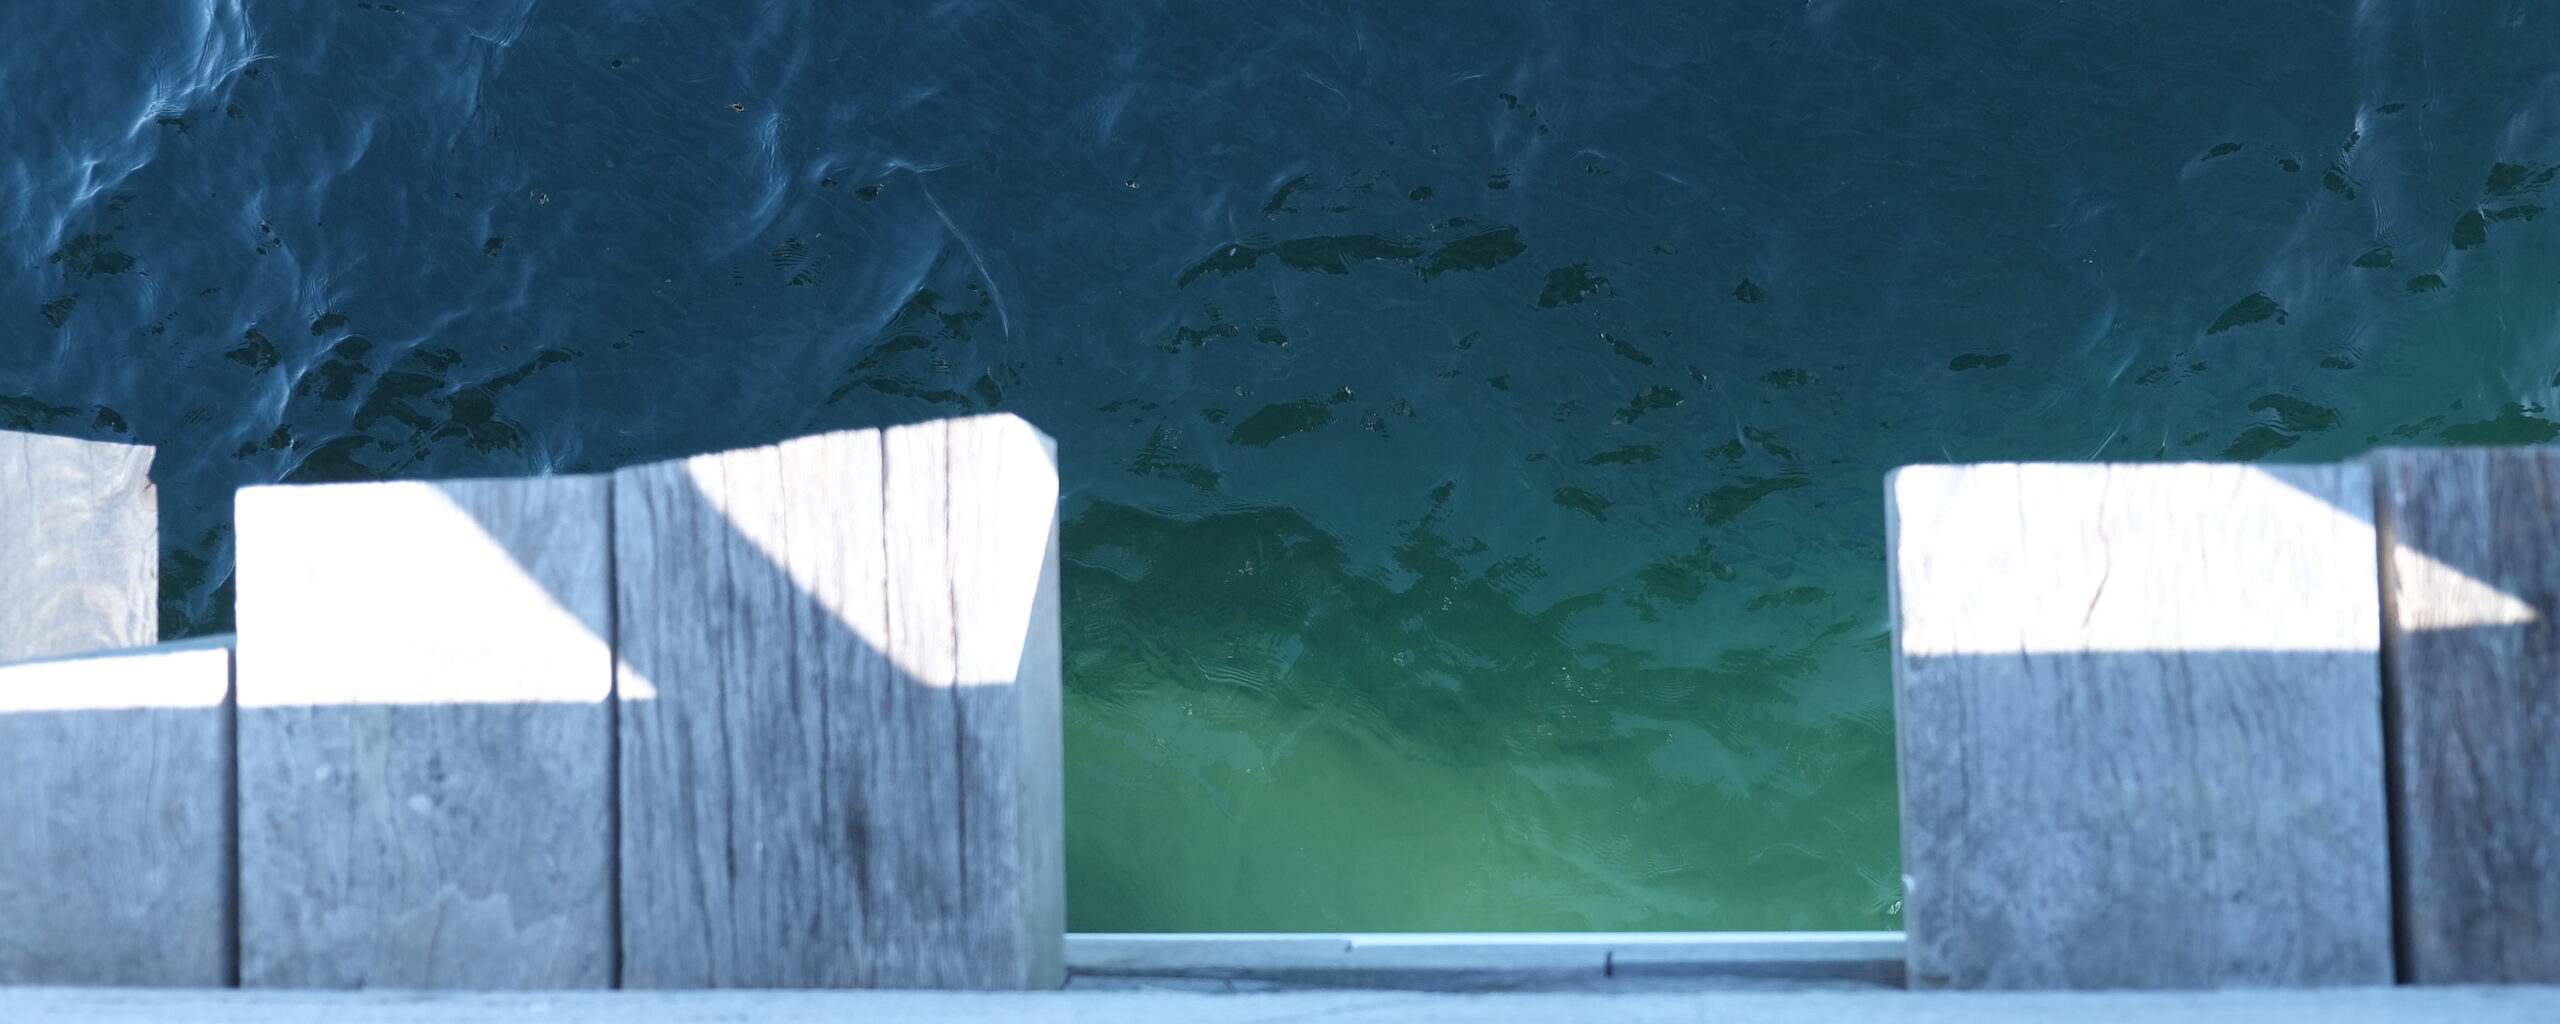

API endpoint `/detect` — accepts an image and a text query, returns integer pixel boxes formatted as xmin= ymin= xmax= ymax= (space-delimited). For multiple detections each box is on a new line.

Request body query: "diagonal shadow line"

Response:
xmin=2357 ymin=449 xmax=2560 ymax=983
xmin=2258 ymin=451 xmax=2557 ymax=985
xmin=1893 ymin=459 xmax=2540 ymax=655
xmin=2262 ymin=451 xmax=2545 ymax=629
xmin=449 ymin=446 xmax=2521 ymax=990
xmin=445 ymin=416 xmax=1056 ymax=990
xmin=1892 ymin=451 xmax=2560 ymax=988
xmin=0 ymin=416 xmax=1055 ymax=990
xmin=29 ymin=445 xmax=2524 ymax=987
xmin=1887 ymin=466 xmax=2401 ymax=988
xmin=1938 ymin=455 xmax=2546 ymax=626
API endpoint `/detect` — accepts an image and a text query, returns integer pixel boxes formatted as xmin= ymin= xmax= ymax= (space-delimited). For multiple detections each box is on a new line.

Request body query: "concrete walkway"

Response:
xmin=8 ymin=984 xmax=2558 ymax=1023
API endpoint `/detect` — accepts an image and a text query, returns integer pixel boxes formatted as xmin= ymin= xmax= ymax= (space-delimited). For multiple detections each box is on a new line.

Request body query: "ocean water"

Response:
xmin=4 ymin=0 xmax=2555 ymax=932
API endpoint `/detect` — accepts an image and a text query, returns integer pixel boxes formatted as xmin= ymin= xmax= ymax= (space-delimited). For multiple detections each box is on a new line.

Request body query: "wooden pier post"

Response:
xmin=614 ymin=414 xmax=1064 ymax=989
xmin=1886 ymin=463 xmax=2393 ymax=989
xmin=0 ymin=639 xmax=235 ymax=986
xmin=0 ymin=431 xmax=222 ymax=987
xmin=233 ymin=477 xmax=615 ymax=988
xmin=2372 ymin=447 xmax=2560 ymax=983
xmin=0 ymin=431 xmax=156 ymax=662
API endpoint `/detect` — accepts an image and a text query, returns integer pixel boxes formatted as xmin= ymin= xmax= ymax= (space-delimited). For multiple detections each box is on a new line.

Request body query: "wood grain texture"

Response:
xmin=0 ymin=638 xmax=234 ymax=986
xmin=945 ymin=414 xmax=1065 ymax=990
xmin=1888 ymin=462 xmax=2392 ymax=990
xmin=233 ymin=477 xmax=613 ymax=989
xmin=0 ymin=431 xmax=156 ymax=663
xmin=614 ymin=428 xmax=896 ymax=988
xmin=615 ymin=414 xmax=1063 ymax=989
xmin=2374 ymin=447 xmax=2560 ymax=983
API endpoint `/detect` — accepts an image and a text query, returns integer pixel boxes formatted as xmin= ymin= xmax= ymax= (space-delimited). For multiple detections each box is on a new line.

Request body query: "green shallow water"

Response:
xmin=2 ymin=0 xmax=2555 ymax=931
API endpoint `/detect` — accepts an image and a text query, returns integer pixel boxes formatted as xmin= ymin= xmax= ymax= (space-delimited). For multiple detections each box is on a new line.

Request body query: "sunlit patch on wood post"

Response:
xmin=2374 ymin=447 xmax=2560 ymax=984
xmin=233 ymin=477 xmax=615 ymax=989
xmin=614 ymin=413 xmax=1063 ymax=989
xmin=0 ymin=640 xmax=235 ymax=986
xmin=1886 ymin=462 xmax=2393 ymax=990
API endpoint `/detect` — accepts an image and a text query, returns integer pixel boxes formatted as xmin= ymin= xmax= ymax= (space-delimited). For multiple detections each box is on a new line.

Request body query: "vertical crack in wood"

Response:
xmin=606 ymin=471 xmax=624 ymax=989
xmin=223 ymin=644 xmax=242 ymax=987
xmin=2372 ymin=453 xmax=2413 ymax=983
xmin=867 ymin=427 xmax=894 ymax=985
xmin=945 ymin=419 xmax=974 ymax=984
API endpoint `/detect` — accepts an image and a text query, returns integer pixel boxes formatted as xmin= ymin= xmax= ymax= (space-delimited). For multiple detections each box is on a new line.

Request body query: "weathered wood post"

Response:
xmin=1886 ymin=462 xmax=2393 ymax=989
xmin=0 ymin=639 xmax=235 ymax=986
xmin=614 ymin=413 xmax=1064 ymax=989
xmin=1 ymin=431 xmax=233 ymax=987
xmin=233 ymin=477 xmax=615 ymax=988
xmin=2372 ymin=447 xmax=2560 ymax=983
xmin=0 ymin=431 xmax=156 ymax=662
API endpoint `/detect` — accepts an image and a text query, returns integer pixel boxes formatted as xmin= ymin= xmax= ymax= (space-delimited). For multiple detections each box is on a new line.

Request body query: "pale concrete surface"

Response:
xmin=6 ymin=985 xmax=2559 ymax=1023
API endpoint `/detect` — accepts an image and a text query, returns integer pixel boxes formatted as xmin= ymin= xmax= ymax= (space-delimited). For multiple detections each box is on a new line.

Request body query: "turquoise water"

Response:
xmin=4 ymin=1 xmax=2555 ymax=931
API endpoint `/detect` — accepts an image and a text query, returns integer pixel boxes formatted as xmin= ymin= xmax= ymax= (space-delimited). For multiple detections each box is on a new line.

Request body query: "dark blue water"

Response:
xmin=5 ymin=0 xmax=2555 ymax=931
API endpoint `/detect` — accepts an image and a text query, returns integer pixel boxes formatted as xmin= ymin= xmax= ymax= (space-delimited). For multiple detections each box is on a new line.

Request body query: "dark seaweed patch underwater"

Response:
xmin=4 ymin=0 xmax=2555 ymax=930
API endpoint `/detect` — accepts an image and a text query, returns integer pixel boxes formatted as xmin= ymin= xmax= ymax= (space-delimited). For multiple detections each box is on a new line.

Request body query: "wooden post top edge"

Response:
xmin=1881 ymin=451 xmax=2560 ymax=479
xmin=217 ymin=418 xmax=1060 ymax=506
xmin=0 ymin=632 xmax=235 ymax=671
xmin=0 ymin=428 xmax=154 ymax=455
xmin=1884 ymin=458 xmax=2374 ymax=473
